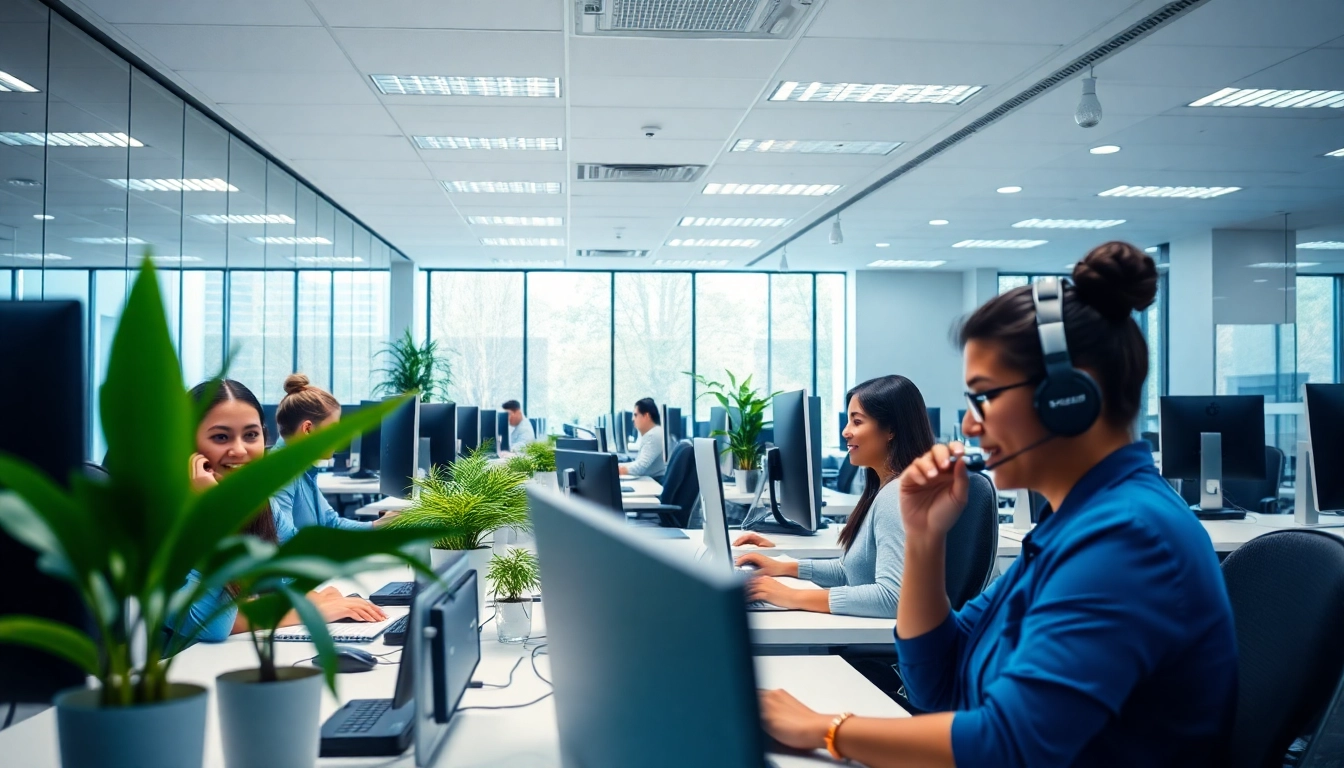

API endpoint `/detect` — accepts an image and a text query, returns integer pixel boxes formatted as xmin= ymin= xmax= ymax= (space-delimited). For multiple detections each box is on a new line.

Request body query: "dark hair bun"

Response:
xmin=283 ymin=373 xmax=311 ymax=396
xmin=1071 ymin=241 xmax=1158 ymax=322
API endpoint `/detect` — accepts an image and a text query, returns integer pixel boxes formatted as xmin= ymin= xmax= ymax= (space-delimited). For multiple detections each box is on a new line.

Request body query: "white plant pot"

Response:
xmin=734 ymin=469 xmax=763 ymax=494
xmin=431 ymin=546 xmax=493 ymax=610
xmin=55 ymin=683 xmax=207 ymax=768
xmin=528 ymin=471 xmax=558 ymax=492
xmin=216 ymin=667 xmax=323 ymax=768
xmin=496 ymin=600 xmax=533 ymax=644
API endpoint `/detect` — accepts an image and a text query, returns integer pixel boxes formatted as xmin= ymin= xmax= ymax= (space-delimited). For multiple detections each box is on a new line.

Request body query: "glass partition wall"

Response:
xmin=0 ymin=0 xmax=398 ymax=458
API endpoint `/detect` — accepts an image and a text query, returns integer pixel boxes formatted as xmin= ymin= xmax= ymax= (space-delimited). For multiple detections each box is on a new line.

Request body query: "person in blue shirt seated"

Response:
xmin=501 ymin=399 xmax=535 ymax=450
xmin=731 ymin=375 xmax=934 ymax=618
xmin=758 ymin=242 xmax=1237 ymax=767
xmin=168 ymin=379 xmax=386 ymax=648
xmin=271 ymin=373 xmax=397 ymax=543
xmin=617 ymin=397 xmax=665 ymax=478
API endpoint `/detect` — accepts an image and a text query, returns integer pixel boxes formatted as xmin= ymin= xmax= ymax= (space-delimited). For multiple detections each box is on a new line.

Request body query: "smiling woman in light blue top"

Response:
xmin=270 ymin=373 xmax=375 ymax=543
xmin=733 ymin=375 xmax=935 ymax=618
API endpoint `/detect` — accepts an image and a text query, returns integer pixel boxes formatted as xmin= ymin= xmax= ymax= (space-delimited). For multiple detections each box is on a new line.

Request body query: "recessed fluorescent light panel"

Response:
xmin=679 ymin=217 xmax=790 ymax=227
xmin=192 ymin=214 xmax=295 ymax=224
xmin=413 ymin=136 xmax=562 ymax=150
xmin=1189 ymin=88 xmax=1344 ymax=108
xmin=106 ymin=178 xmax=237 ymax=192
xmin=1013 ymin=219 xmax=1125 ymax=229
xmin=769 ymin=82 xmax=982 ymax=104
xmin=0 ymin=132 xmax=143 ymax=147
xmin=868 ymin=259 xmax=946 ymax=268
xmin=33 ymin=214 xmax=54 ymax=220
xmin=288 ymin=256 xmax=363 ymax=264
xmin=467 ymin=216 xmax=563 ymax=226
xmin=1098 ymin=185 xmax=1240 ymax=199
xmin=1247 ymin=261 xmax=1322 ymax=268
xmin=151 ymin=255 xmax=203 ymax=263
xmin=0 ymin=71 xmax=39 ymax=92
xmin=69 ymin=236 xmax=148 ymax=245
xmin=996 ymin=186 xmax=1022 ymax=194
xmin=929 ymin=219 xmax=949 ymax=226
xmin=9 ymin=253 xmax=70 ymax=261
xmin=249 ymin=236 xmax=333 ymax=245
xmin=654 ymin=259 xmax=731 ymax=267
xmin=1297 ymin=242 xmax=1344 ymax=250
xmin=444 ymin=181 xmax=562 ymax=194
xmin=371 ymin=75 xmax=560 ymax=98
xmin=875 ymin=243 xmax=890 ymax=247
xmin=491 ymin=259 xmax=564 ymax=267
xmin=1327 ymin=148 xmax=1344 ymax=158
xmin=1090 ymin=145 xmax=1121 ymax=155
xmin=730 ymin=139 xmax=902 ymax=155
xmin=480 ymin=238 xmax=564 ymax=246
xmin=953 ymin=239 xmax=1048 ymax=249
xmin=702 ymin=183 xmax=840 ymax=196
xmin=665 ymin=238 xmax=760 ymax=247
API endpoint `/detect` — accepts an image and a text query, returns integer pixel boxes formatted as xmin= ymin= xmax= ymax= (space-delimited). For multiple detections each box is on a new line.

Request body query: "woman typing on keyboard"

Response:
xmin=731 ymin=375 xmax=934 ymax=618
xmin=757 ymin=243 xmax=1237 ymax=766
xmin=165 ymin=379 xmax=386 ymax=647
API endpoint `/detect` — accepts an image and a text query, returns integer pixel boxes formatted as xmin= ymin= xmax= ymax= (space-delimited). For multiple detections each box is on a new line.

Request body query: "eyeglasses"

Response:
xmin=964 ymin=379 xmax=1037 ymax=423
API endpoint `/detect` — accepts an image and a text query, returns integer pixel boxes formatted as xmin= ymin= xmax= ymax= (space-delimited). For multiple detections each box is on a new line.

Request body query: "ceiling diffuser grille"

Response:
xmin=576 ymin=163 xmax=706 ymax=182
xmin=577 ymin=249 xmax=650 ymax=259
xmin=577 ymin=0 xmax=815 ymax=39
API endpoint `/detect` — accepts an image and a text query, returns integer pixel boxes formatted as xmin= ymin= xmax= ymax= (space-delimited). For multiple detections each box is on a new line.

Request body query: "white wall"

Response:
xmin=389 ymin=259 xmax=417 ymax=343
xmin=855 ymin=270 xmax=967 ymax=438
xmin=1169 ymin=231 xmax=1215 ymax=395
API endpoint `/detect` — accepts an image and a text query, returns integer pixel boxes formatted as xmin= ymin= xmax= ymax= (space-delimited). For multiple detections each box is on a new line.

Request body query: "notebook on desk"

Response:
xmin=272 ymin=615 xmax=399 ymax=644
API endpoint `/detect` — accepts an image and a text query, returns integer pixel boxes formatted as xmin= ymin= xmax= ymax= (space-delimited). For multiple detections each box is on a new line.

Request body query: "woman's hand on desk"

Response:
xmin=312 ymin=589 xmax=387 ymax=623
xmin=745 ymin=575 xmax=807 ymax=609
xmin=732 ymin=532 xmax=775 ymax=548
xmin=758 ymin=689 xmax=830 ymax=751
xmin=734 ymin=552 xmax=796 ymax=578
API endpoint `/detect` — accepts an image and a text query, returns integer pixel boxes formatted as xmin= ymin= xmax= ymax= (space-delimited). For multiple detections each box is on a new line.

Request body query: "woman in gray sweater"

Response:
xmin=733 ymin=375 xmax=935 ymax=618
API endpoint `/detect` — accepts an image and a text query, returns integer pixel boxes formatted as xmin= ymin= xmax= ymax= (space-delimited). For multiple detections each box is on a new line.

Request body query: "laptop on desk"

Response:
xmin=695 ymin=438 xmax=789 ymax=612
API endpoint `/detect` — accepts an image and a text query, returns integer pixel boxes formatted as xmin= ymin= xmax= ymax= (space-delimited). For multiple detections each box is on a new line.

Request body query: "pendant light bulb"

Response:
xmin=779 ymin=249 xmax=790 ymax=272
xmin=829 ymin=216 xmax=844 ymax=245
xmin=1075 ymin=68 xmax=1103 ymax=128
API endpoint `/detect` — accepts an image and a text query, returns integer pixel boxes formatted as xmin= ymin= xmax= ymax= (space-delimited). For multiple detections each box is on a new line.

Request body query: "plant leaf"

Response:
xmin=0 ymin=616 xmax=100 ymax=676
xmin=282 ymin=585 xmax=339 ymax=696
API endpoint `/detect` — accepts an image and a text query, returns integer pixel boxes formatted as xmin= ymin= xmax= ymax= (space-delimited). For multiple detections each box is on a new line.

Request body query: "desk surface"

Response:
xmin=315 ymin=473 xmax=381 ymax=495
xmin=622 ymin=476 xmax=862 ymax=518
xmin=0 ymin=568 xmax=905 ymax=768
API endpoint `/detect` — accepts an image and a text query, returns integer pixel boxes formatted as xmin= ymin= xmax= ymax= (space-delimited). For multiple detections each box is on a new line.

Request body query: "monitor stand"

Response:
xmin=1294 ymin=442 xmax=1344 ymax=528
xmin=739 ymin=477 xmax=825 ymax=536
xmin=1191 ymin=432 xmax=1246 ymax=521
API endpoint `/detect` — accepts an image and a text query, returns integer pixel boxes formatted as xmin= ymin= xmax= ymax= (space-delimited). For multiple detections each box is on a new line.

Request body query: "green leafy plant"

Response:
xmin=486 ymin=547 xmax=540 ymax=603
xmin=374 ymin=329 xmax=451 ymax=403
xmin=0 ymin=258 xmax=444 ymax=707
xmin=687 ymin=370 xmax=783 ymax=471
xmin=520 ymin=440 xmax=557 ymax=473
xmin=384 ymin=451 xmax=530 ymax=551
xmin=504 ymin=454 xmax=537 ymax=478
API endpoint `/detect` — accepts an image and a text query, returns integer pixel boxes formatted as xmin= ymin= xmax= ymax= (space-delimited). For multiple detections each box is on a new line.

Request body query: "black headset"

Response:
xmin=1031 ymin=277 xmax=1101 ymax=436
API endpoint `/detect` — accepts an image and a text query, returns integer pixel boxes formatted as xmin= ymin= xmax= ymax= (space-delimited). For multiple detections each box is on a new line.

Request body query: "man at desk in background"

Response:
xmin=502 ymin=400 xmax=536 ymax=450
xmin=618 ymin=397 xmax=666 ymax=478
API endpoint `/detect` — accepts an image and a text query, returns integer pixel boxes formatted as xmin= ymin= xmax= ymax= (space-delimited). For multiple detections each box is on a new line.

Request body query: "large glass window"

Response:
xmin=332 ymin=271 xmax=388 ymax=405
xmin=227 ymin=271 xmax=295 ymax=403
xmin=180 ymin=271 xmax=224 ymax=385
xmin=297 ymin=271 xmax=333 ymax=391
xmin=614 ymin=272 xmax=692 ymax=423
xmin=694 ymin=274 xmax=769 ymax=420
xmin=816 ymin=274 xmax=847 ymax=451
xmin=770 ymin=274 xmax=814 ymax=396
xmin=428 ymin=271 xmax=524 ymax=410
xmin=1298 ymin=276 xmax=1337 ymax=387
xmin=527 ymin=272 xmax=613 ymax=429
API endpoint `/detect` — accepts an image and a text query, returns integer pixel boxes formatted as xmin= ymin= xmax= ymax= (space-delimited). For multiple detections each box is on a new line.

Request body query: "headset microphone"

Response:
xmin=956 ymin=434 xmax=1056 ymax=473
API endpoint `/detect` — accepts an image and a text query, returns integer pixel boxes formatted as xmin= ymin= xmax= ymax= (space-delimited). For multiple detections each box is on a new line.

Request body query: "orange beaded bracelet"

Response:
xmin=825 ymin=712 xmax=854 ymax=760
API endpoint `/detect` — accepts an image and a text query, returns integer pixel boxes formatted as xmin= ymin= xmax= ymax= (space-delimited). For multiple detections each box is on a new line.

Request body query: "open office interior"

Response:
xmin=2 ymin=1 xmax=1344 ymax=767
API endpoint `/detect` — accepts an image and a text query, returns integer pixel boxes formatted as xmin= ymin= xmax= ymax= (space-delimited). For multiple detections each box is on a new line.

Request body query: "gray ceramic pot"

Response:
xmin=216 ymin=666 xmax=324 ymax=768
xmin=55 ymin=683 xmax=207 ymax=768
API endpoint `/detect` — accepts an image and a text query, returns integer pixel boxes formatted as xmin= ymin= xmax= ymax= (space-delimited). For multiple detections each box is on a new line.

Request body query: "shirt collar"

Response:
xmin=1023 ymin=441 xmax=1155 ymax=552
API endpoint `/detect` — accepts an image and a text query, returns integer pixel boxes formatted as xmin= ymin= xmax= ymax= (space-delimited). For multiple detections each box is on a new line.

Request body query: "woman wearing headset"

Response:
xmin=759 ymin=242 xmax=1237 ymax=766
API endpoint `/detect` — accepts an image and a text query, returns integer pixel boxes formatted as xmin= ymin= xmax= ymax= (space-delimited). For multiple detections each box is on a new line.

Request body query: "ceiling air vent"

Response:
xmin=577 ymin=249 xmax=650 ymax=259
xmin=576 ymin=163 xmax=706 ymax=183
xmin=576 ymin=0 xmax=819 ymax=40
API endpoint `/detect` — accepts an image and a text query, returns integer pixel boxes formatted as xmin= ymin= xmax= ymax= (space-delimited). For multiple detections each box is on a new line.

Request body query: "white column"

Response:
xmin=962 ymin=268 xmax=998 ymax=313
xmin=1168 ymin=231 xmax=1215 ymax=395
xmin=388 ymin=258 xmax=417 ymax=344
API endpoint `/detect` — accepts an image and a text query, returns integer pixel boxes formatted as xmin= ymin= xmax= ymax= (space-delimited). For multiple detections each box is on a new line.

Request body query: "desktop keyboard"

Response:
xmin=334 ymin=700 xmax=392 ymax=735
xmin=747 ymin=600 xmax=788 ymax=612
xmin=381 ymin=615 xmax=409 ymax=647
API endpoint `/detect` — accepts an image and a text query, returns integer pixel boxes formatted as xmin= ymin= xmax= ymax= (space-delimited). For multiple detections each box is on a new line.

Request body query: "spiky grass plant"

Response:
xmin=384 ymin=452 xmax=530 ymax=551
xmin=519 ymin=440 xmax=557 ymax=473
xmin=486 ymin=547 xmax=540 ymax=603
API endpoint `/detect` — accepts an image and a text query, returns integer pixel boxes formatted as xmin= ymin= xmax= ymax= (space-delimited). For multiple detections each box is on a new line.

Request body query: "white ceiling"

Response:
xmin=51 ymin=0 xmax=1344 ymax=273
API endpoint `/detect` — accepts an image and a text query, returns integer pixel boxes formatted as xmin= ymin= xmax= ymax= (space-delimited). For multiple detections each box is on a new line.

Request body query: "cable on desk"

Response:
xmin=457 ymin=644 xmax=553 ymax=711
xmin=470 ymin=656 xmax=523 ymax=689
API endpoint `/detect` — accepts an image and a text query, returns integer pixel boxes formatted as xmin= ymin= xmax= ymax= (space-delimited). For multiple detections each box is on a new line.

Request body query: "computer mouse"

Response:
xmin=324 ymin=645 xmax=378 ymax=674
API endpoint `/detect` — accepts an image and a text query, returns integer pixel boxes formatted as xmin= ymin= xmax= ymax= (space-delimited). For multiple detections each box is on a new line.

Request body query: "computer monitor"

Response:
xmin=664 ymin=407 xmax=683 ymax=442
xmin=478 ymin=408 xmax=498 ymax=453
xmin=1160 ymin=395 xmax=1265 ymax=519
xmin=555 ymin=437 xmax=599 ymax=452
xmin=1301 ymin=384 xmax=1344 ymax=521
xmin=456 ymin=406 xmax=480 ymax=454
xmin=356 ymin=399 xmax=383 ymax=477
xmin=332 ymin=403 xmax=361 ymax=471
xmin=554 ymin=449 xmax=623 ymax=514
xmin=926 ymin=407 xmax=941 ymax=441
xmin=529 ymin=488 xmax=765 ymax=767
xmin=769 ymin=389 xmax=822 ymax=532
xmin=0 ymin=301 xmax=89 ymax=703
xmin=418 ymin=403 xmax=458 ymax=469
xmin=262 ymin=404 xmax=280 ymax=448
xmin=659 ymin=405 xmax=673 ymax=461
xmin=708 ymin=406 xmax=732 ymax=477
xmin=529 ymin=417 xmax=544 ymax=437
xmin=838 ymin=411 xmax=848 ymax=451
xmin=615 ymin=410 xmax=635 ymax=446
xmin=495 ymin=411 xmax=512 ymax=453
xmin=693 ymin=438 xmax=735 ymax=576
xmin=410 ymin=552 xmax=479 ymax=767
xmin=380 ymin=397 xmax=420 ymax=499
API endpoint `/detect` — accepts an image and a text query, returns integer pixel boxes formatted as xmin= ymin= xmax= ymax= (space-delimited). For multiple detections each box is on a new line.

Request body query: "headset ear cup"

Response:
xmin=1034 ymin=371 xmax=1102 ymax=437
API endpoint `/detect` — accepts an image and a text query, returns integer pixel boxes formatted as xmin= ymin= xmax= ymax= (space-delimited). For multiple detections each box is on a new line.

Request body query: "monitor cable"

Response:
xmin=458 ymin=643 xmax=553 ymax=711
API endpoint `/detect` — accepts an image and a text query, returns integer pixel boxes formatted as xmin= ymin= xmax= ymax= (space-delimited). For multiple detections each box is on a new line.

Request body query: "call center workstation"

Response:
xmin=4 ymin=1 xmax=1344 ymax=766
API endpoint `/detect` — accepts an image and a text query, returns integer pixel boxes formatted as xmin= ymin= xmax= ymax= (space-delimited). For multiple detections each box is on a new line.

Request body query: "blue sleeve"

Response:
xmin=895 ymin=573 xmax=998 ymax=712
xmin=797 ymin=558 xmax=845 ymax=587
xmin=271 ymin=484 xmax=299 ymax=544
xmin=948 ymin=522 xmax=1186 ymax=768
xmin=314 ymin=483 xmax=373 ymax=533
xmin=168 ymin=571 xmax=237 ymax=648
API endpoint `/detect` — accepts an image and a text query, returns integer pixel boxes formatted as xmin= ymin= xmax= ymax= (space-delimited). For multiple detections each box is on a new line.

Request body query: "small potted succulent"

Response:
xmin=486 ymin=547 xmax=541 ymax=644
xmin=688 ymin=370 xmax=781 ymax=493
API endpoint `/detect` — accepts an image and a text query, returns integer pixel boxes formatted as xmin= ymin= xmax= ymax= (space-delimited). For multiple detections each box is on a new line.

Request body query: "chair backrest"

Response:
xmin=1222 ymin=445 xmax=1284 ymax=512
xmin=657 ymin=441 xmax=700 ymax=527
xmin=836 ymin=455 xmax=860 ymax=494
xmin=944 ymin=473 xmax=998 ymax=610
xmin=1223 ymin=529 xmax=1344 ymax=767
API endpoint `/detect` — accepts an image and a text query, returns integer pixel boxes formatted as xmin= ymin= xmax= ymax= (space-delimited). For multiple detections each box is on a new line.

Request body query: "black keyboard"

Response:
xmin=382 ymin=615 xmax=409 ymax=646
xmin=387 ymin=583 xmax=413 ymax=597
xmin=335 ymin=699 xmax=391 ymax=734
xmin=370 ymin=581 xmax=415 ymax=606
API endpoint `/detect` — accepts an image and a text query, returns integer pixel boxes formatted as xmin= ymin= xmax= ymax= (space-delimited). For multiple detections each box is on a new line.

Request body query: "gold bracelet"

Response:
xmin=825 ymin=712 xmax=854 ymax=760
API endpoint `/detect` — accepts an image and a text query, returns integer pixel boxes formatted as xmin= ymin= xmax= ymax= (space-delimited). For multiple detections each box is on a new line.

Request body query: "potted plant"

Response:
xmin=374 ymin=328 xmax=452 ymax=403
xmin=688 ymin=371 xmax=782 ymax=493
xmin=0 ymin=260 xmax=431 ymax=768
xmin=384 ymin=451 xmax=531 ymax=609
xmin=486 ymin=547 xmax=541 ymax=644
xmin=519 ymin=439 xmax=558 ymax=490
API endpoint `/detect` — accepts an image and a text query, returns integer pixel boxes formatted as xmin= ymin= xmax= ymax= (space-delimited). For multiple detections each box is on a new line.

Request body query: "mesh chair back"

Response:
xmin=836 ymin=456 xmax=860 ymax=494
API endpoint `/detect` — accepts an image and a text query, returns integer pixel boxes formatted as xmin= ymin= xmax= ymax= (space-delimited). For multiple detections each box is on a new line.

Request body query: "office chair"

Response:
xmin=1177 ymin=445 xmax=1285 ymax=514
xmin=835 ymin=455 xmax=860 ymax=495
xmin=1222 ymin=530 xmax=1344 ymax=768
xmin=944 ymin=473 xmax=999 ymax=610
xmin=640 ymin=441 xmax=699 ymax=529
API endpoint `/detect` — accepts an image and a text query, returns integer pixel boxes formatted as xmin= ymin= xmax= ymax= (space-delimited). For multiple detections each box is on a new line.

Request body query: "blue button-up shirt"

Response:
xmin=272 ymin=438 xmax=374 ymax=543
xmin=897 ymin=442 xmax=1237 ymax=767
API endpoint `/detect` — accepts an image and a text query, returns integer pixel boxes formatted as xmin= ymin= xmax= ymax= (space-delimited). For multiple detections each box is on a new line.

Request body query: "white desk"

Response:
xmin=621 ymin=477 xmax=862 ymax=518
xmin=315 ymin=473 xmax=381 ymax=496
xmin=0 ymin=568 xmax=905 ymax=768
